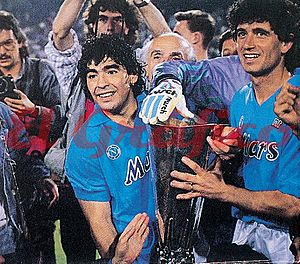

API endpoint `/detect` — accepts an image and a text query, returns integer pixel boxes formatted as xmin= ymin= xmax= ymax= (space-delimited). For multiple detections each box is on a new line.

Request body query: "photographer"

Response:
xmin=0 ymin=11 xmax=62 ymax=263
xmin=0 ymin=11 xmax=63 ymax=155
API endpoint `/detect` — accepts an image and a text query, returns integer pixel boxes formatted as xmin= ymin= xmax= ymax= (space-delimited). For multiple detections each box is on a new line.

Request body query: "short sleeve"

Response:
xmin=65 ymin=137 xmax=110 ymax=202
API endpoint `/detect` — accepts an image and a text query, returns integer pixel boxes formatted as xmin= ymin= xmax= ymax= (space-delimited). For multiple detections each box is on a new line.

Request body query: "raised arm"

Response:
xmin=52 ymin=0 xmax=86 ymax=51
xmin=139 ymin=56 xmax=250 ymax=124
xmin=132 ymin=0 xmax=171 ymax=37
xmin=274 ymin=81 xmax=300 ymax=139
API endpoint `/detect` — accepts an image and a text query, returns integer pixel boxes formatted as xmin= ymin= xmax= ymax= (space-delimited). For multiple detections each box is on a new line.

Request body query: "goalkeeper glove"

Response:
xmin=139 ymin=79 xmax=194 ymax=124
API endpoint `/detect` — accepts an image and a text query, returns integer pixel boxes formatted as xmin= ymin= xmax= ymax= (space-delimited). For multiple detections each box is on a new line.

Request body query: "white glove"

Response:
xmin=139 ymin=79 xmax=194 ymax=124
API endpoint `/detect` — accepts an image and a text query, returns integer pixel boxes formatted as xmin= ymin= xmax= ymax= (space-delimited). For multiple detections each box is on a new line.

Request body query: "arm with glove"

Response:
xmin=139 ymin=56 xmax=250 ymax=125
xmin=139 ymin=79 xmax=194 ymax=124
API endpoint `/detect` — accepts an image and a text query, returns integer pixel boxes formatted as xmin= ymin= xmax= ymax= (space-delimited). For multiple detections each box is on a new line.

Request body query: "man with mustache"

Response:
xmin=0 ymin=11 xmax=62 ymax=264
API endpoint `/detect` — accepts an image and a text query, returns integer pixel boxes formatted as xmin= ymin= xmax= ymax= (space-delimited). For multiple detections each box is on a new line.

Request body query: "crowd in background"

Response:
xmin=0 ymin=0 xmax=234 ymax=58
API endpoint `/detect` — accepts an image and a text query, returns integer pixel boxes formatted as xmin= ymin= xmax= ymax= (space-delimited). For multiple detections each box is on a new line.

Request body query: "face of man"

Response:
xmin=86 ymin=57 xmax=137 ymax=114
xmin=94 ymin=10 xmax=129 ymax=36
xmin=146 ymin=34 xmax=192 ymax=80
xmin=236 ymin=21 xmax=290 ymax=77
xmin=0 ymin=29 xmax=21 ymax=71
xmin=221 ymin=38 xmax=237 ymax=57
xmin=173 ymin=20 xmax=194 ymax=45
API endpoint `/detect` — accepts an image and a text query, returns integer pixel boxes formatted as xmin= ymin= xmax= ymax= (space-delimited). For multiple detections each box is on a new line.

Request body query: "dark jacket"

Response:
xmin=0 ymin=102 xmax=30 ymax=250
xmin=15 ymin=57 xmax=64 ymax=154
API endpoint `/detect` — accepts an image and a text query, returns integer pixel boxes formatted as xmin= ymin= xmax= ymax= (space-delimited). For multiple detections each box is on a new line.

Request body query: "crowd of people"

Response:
xmin=0 ymin=0 xmax=300 ymax=263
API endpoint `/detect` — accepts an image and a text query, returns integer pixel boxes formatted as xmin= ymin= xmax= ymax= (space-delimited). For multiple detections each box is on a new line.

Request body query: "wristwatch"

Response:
xmin=133 ymin=0 xmax=151 ymax=8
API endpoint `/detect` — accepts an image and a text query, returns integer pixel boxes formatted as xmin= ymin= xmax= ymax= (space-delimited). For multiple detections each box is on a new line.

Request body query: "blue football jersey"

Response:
xmin=65 ymin=94 xmax=156 ymax=259
xmin=230 ymin=83 xmax=300 ymax=229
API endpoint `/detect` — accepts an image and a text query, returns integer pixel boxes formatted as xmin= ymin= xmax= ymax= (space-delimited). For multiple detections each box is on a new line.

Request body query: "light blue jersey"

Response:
xmin=65 ymin=94 xmax=156 ymax=261
xmin=230 ymin=83 xmax=300 ymax=229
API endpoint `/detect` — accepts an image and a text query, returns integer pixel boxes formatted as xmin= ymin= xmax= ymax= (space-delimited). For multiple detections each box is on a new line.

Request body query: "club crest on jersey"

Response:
xmin=106 ymin=145 xmax=121 ymax=160
xmin=272 ymin=118 xmax=283 ymax=129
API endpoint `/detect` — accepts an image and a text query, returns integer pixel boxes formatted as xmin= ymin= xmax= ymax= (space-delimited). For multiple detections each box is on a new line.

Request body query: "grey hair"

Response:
xmin=145 ymin=32 xmax=197 ymax=62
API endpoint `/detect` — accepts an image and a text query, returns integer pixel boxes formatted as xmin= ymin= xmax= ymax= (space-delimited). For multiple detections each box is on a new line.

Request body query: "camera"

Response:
xmin=0 ymin=74 xmax=19 ymax=101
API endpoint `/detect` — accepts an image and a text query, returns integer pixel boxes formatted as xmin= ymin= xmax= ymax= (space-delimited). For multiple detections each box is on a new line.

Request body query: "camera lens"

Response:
xmin=0 ymin=78 xmax=8 ymax=94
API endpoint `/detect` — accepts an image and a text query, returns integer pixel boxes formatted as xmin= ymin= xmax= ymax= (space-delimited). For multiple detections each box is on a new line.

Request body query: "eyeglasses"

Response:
xmin=0 ymin=39 xmax=16 ymax=51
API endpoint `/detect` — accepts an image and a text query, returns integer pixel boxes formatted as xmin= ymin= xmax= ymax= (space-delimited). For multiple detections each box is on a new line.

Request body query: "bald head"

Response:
xmin=146 ymin=33 xmax=196 ymax=80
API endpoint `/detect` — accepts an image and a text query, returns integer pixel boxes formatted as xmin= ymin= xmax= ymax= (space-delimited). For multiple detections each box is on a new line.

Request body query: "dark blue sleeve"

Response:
xmin=152 ymin=55 xmax=251 ymax=111
xmin=39 ymin=59 xmax=65 ymax=141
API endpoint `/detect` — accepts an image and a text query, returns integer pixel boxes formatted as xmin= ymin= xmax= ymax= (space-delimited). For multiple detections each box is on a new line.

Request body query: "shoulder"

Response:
xmin=26 ymin=57 xmax=56 ymax=74
xmin=232 ymin=83 xmax=252 ymax=104
xmin=71 ymin=108 xmax=109 ymax=143
xmin=66 ymin=111 xmax=109 ymax=168
xmin=85 ymin=107 xmax=111 ymax=128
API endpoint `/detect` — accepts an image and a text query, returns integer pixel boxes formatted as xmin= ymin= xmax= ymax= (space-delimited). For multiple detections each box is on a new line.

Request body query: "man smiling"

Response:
xmin=145 ymin=32 xmax=196 ymax=81
xmin=167 ymin=0 xmax=300 ymax=262
xmin=85 ymin=57 xmax=139 ymax=119
xmin=65 ymin=35 xmax=155 ymax=263
xmin=44 ymin=1 xmax=142 ymax=261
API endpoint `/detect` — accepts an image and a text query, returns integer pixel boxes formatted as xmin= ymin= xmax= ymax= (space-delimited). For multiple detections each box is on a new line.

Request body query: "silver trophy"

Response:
xmin=149 ymin=120 xmax=216 ymax=263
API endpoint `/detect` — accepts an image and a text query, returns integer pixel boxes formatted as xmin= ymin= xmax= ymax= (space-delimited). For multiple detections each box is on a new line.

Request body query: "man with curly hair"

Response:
xmin=45 ymin=0 xmax=139 ymax=109
xmin=165 ymin=0 xmax=300 ymax=262
xmin=44 ymin=1 xmax=169 ymax=262
xmin=45 ymin=2 xmax=141 ymax=262
xmin=65 ymin=35 xmax=155 ymax=263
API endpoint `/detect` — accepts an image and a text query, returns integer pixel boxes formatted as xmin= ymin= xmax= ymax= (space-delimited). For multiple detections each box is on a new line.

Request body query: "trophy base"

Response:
xmin=157 ymin=247 xmax=194 ymax=264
